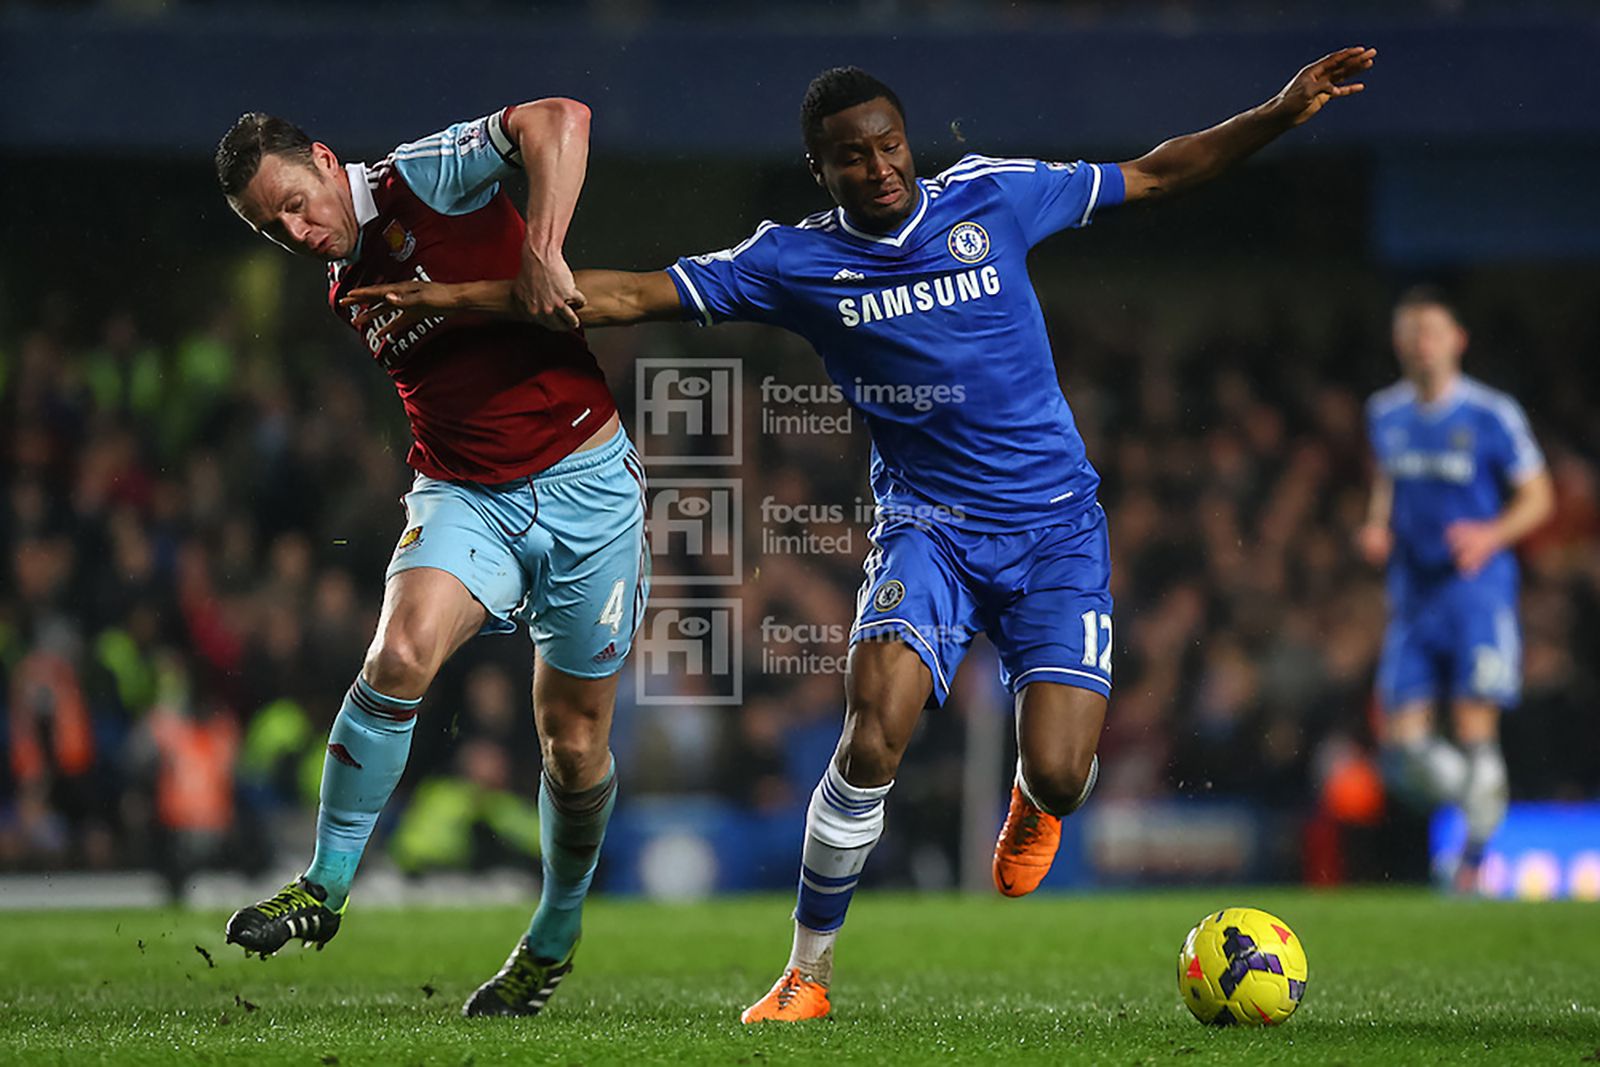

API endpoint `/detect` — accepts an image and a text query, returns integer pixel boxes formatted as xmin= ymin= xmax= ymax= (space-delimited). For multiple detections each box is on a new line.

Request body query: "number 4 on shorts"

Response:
xmin=598 ymin=579 xmax=626 ymax=634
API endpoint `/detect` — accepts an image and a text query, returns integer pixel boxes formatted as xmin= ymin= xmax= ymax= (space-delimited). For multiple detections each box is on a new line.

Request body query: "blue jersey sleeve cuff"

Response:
xmin=1076 ymin=162 xmax=1124 ymax=228
xmin=1095 ymin=161 xmax=1126 ymax=209
xmin=667 ymin=261 xmax=714 ymax=326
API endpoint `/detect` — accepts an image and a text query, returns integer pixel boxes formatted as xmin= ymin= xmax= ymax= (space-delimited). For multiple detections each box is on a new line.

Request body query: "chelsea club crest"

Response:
xmin=947 ymin=221 xmax=990 ymax=264
xmin=872 ymin=579 xmax=906 ymax=612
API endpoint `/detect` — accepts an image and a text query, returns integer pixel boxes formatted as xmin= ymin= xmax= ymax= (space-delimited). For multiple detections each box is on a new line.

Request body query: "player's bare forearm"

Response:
xmin=1356 ymin=472 xmax=1394 ymax=566
xmin=1493 ymin=471 xmax=1555 ymax=547
xmin=346 ymin=279 xmax=517 ymax=317
xmin=572 ymin=270 xmax=684 ymax=327
xmin=1444 ymin=470 xmax=1554 ymax=576
xmin=1119 ymin=46 xmax=1375 ymax=202
xmin=508 ymin=98 xmax=592 ymax=259
xmin=1118 ymin=104 xmax=1293 ymax=201
xmin=504 ymin=98 xmax=591 ymax=330
xmin=344 ymin=271 xmax=681 ymax=334
xmin=340 ymin=279 xmax=520 ymax=344
xmin=1366 ymin=473 xmax=1394 ymax=529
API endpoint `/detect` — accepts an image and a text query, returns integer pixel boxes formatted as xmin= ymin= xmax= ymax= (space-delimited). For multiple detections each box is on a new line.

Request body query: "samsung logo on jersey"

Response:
xmin=838 ymin=265 xmax=1001 ymax=329
xmin=1388 ymin=450 xmax=1476 ymax=484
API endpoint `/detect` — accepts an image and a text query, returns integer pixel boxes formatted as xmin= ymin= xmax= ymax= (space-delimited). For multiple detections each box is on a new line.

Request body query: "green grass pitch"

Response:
xmin=4 ymin=889 xmax=1599 ymax=1065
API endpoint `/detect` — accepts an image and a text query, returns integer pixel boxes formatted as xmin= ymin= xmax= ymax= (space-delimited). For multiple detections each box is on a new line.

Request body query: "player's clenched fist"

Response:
xmin=514 ymin=248 xmax=587 ymax=332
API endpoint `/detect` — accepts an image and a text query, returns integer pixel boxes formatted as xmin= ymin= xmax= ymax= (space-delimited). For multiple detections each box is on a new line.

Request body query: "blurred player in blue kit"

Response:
xmin=351 ymin=46 xmax=1376 ymax=1020
xmin=1358 ymin=287 xmax=1553 ymax=891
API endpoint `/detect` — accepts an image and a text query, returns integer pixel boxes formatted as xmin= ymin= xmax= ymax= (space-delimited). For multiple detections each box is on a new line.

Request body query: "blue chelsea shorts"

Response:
xmin=1377 ymin=578 xmax=1521 ymax=711
xmin=850 ymin=502 xmax=1113 ymax=705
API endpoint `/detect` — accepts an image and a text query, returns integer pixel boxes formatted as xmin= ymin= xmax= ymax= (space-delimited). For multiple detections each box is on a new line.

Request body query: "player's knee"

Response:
xmin=537 ymin=695 xmax=611 ymax=786
xmin=1451 ymin=701 xmax=1500 ymax=746
xmin=362 ymin=632 xmax=438 ymax=699
xmin=1021 ymin=745 xmax=1097 ymax=814
xmin=541 ymin=734 xmax=598 ymax=787
xmin=837 ymin=711 xmax=905 ymax=787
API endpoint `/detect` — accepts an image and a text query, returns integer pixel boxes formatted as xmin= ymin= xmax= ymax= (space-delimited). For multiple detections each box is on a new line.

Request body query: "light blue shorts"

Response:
xmin=386 ymin=426 xmax=649 ymax=679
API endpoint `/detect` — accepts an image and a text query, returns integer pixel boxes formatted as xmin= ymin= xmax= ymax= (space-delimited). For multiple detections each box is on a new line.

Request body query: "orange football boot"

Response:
xmin=740 ymin=967 xmax=832 ymax=1023
xmin=992 ymin=783 xmax=1062 ymax=897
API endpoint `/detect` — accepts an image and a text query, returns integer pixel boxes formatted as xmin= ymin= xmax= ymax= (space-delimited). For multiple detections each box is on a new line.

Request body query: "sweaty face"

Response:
xmin=230 ymin=145 xmax=360 ymax=261
xmin=810 ymin=98 xmax=917 ymax=229
xmin=1393 ymin=304 xmax=1467 ymax=381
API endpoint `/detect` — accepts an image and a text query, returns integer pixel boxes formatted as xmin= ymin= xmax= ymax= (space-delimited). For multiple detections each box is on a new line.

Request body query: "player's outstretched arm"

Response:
xmin=1118 ymin=46 xmax=1375 ymax=203
xmin=571 ymin=270 xmax=683 ymax=326
xmin=341 ymin=269 xmax=681 ymax=343
xmin=342 ymin=280 xmax=519 ymax=342
xmin=506 ymin=97 xmax=592 ymax=330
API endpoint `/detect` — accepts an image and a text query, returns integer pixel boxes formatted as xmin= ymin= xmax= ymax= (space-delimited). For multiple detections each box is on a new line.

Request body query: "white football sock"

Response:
xmin=787 ymin=922 xmax=838 ymax=986
xmin=1461 ymin=741 xmax=1509 ymax=853
xmin=1016 ymin=754 xmax=1099 ymax=817
xmin=786 ymin=762 xmax=892 ymax=988
xmin=1396 ymin=736 xmax=1469 ymax=806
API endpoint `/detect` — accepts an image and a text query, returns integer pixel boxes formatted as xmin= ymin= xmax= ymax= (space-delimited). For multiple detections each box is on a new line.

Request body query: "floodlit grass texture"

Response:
xmin=3 ymin=889 xmax=1599 ymax=1065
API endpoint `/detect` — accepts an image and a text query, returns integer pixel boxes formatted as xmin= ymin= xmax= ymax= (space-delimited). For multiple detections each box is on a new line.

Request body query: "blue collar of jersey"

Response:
xmin=835 ymin=182 xmax=929 ymax=249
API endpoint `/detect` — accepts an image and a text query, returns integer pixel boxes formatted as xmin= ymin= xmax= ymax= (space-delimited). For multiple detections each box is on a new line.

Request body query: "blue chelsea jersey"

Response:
xmin=667 ymin=154 xmax=1125 ymax=532
xmin=1367 ymin=375 xmax=1545 ymax=603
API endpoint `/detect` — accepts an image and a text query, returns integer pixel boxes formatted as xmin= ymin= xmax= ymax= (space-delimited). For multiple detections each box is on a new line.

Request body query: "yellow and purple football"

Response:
xmin=1178 ymin=907 xmax=1308 ymax=1026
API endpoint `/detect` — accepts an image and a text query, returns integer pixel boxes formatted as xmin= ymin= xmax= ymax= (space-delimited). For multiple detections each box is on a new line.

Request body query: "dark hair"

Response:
xmin=800 ymin=67 xmax=905 ymax=154
xmin=215 ymin=112 xmax=314 ymax=198
xmin=1394 ymin=284 xmax=1460 ymax=322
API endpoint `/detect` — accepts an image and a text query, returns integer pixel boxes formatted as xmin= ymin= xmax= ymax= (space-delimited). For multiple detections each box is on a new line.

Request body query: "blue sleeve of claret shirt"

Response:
xmin=990 ymin=158 xmax=1124 ymax=247
xmin=390 ymin=108 xmax=521 ymax=216
xmin=667 ymin=222 xmax=785 ymax=326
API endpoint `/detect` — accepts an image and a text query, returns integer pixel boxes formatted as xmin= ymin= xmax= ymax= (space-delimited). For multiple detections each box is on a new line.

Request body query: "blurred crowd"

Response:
xmin=3 ymin=258 xmax=1598 ymax=888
